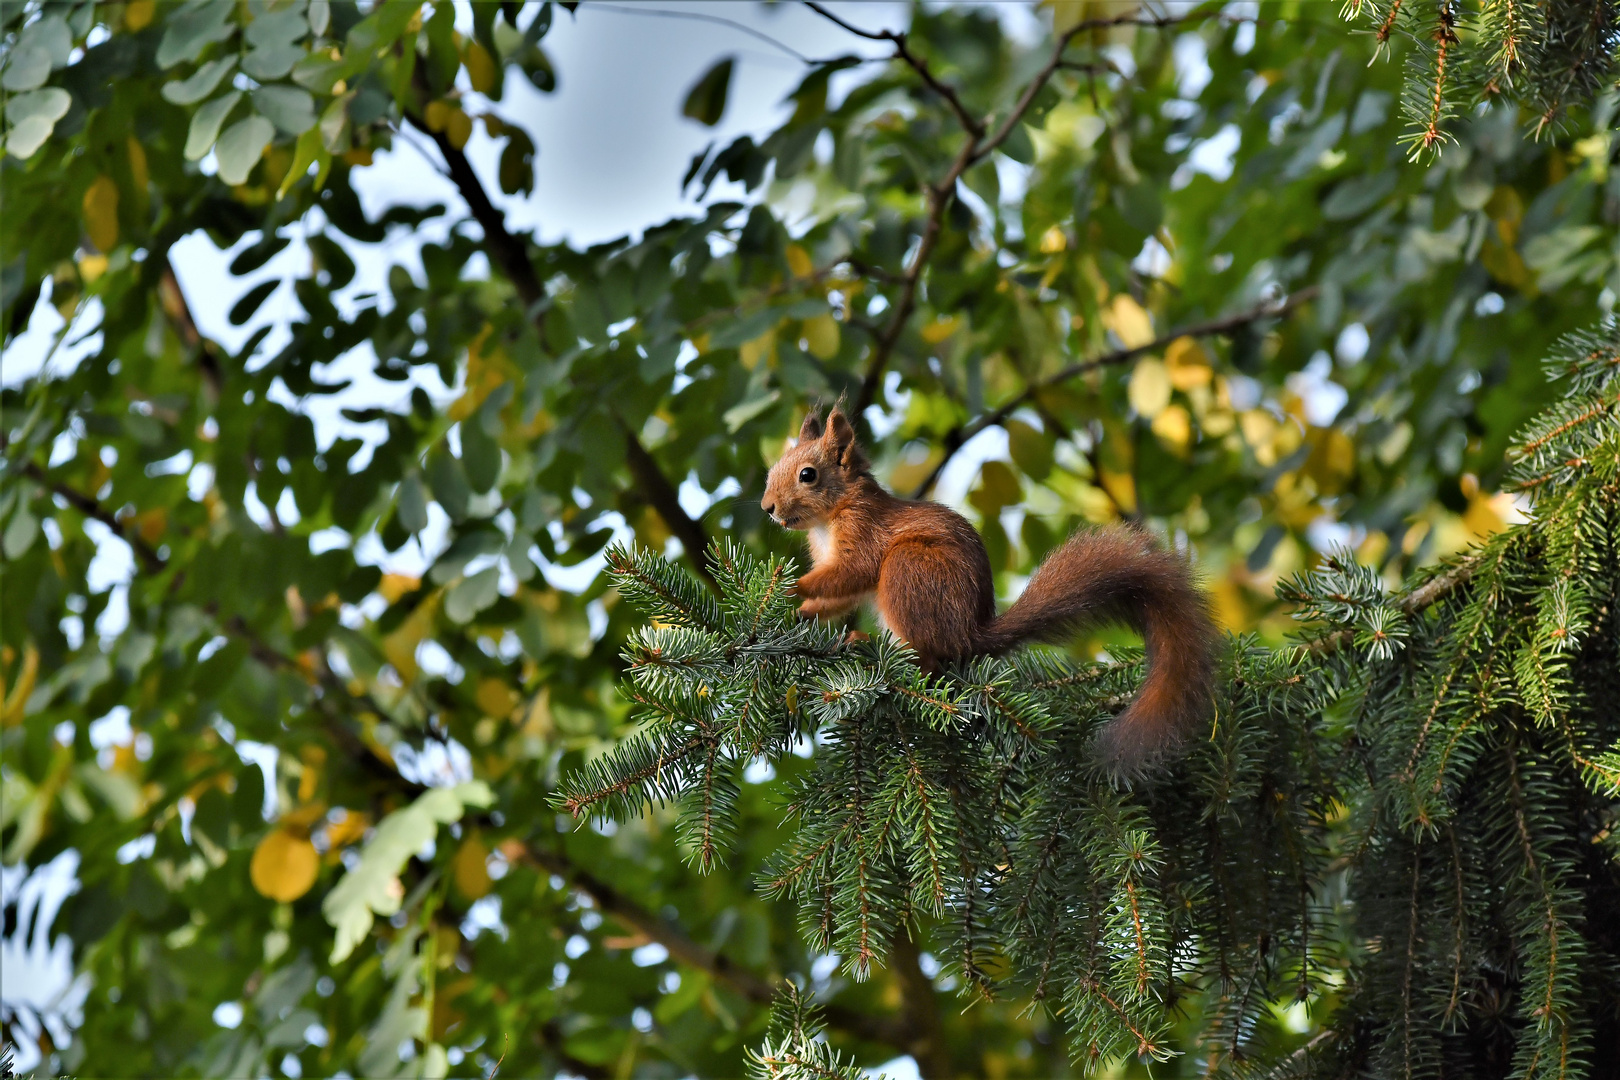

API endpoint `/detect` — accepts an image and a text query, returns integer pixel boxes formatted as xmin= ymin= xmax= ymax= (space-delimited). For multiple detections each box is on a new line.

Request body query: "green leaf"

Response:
xmin=185 ymin=91 xmax=244 ymax=161
xmin=277 ymin=126 xmax=332 ymax=200
xmin=1007 ymin=419 xmax=1054 ymax=481
xmin=445 ymin=567 xmax=501 ymax=624
xmin=461 ymin=421 xmax=501 ymax=493
xmin=2 ymin=15 xmax=69 ymax=90
xmin=723 ymin=390 xmax=781 ymax=433
xmin=3 ymin=501 xmax=38 ymax=558
xmin=1 ymin=40 xmax=52 ymax=92
xmin=321 ymin=782 xmax=493 ymax=963
xmin=242 ymin=44 xmax=307 ymax=81
xmin=215 ymin=114 xmax=276 ymax=185
xmin=682 ymin=57 xmax=734 ymax=127
xmin=162 ymin=57 xmax=238 ymax=105
xmin=157 ymin=1 xmax=238 ymax=70
xmin=397 ymin=476 xmax=429 ymax=534
xmin=244 ymin=6 xmax=309 ymax=49
xmin=252 ymin=86 xmax=317 ymax=136
xmin=4 ymin=88 xmax=71 ymax=158
xmin=308 ymin=0 xmax=331 ymax=37
xmin=229 ymin=280 xmax=280 ymax=326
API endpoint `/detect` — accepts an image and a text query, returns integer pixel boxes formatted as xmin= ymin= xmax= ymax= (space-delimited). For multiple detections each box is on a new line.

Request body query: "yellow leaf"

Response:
xmin=124 ymin=0 xmax=156 ymax=30
xmin=1096 ymin=468 xmax=1137 ymax=515
xmin=785 ymin=244 xmax=814 ymax=279
xmin=445 ymin=109 xmax=473 ymax=150
xmin=2 ymin=643 xmax=39 ymax=727
xmin=740 ymin=329 xmax=775 ymax=370
xmin=379 ymin=573 xmax=421 ymax=603
xmin=463 ymin=41 xmax=497 ymax=95
xmin=1464 ymin=492 xmax=1513 ymax=539
xmin=803 ymin=312 xmax=840 ymax=359
xmin=423 ymin=100 xmax=453 ymax=133
xmin=1105 ymin=294 xmax=1154 ymax=348
xmin=919 ymin=315 xmax=961 ymax=344
xmin=323 ymin=810 xmax=370 ymax=851
xmin=1164 ymin=337 xmax=1211 ymax=390
xmin=82 ymin=175 xmax=120 ymax=254
xmin=1039 ymin=225 xmax=1067 ymax=253
xmin=78 ymin=255 xmax=109 ymax=284
xmin=448 ymin=325 xmax=503 ymax=422
xmin=1151 ymin=404 xmax=1191 ymax=451
xmin=136 ymin=508 xmax=166 ymax=544
xmin=384 ymin=592 xmax=440 ymax=683
xmin=452 ymin=834 xmax=491 ymax=900
xmin=1128 ymin=357 xmax=1171 ymax=419
xmin=127 ymin=137 xmax=149 ymax=199
xmin=476 ymin=678 xmax=518 ymax=719
xmin=250 ymin=828 xmax=319 ymax=902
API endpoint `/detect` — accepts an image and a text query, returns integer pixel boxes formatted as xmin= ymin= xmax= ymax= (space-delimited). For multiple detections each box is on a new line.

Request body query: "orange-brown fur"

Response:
xmin=762 ymin=406 xmax=1218 ymax=774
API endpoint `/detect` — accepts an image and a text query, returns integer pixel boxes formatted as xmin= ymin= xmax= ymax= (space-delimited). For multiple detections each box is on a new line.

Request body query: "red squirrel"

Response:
xmin=761 ymin=405 xmax=1218 ymax=772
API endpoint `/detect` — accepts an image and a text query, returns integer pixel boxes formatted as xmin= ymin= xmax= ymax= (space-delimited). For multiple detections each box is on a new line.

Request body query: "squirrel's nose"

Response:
xmin=762 ymin=501 xmax=776 ymax=517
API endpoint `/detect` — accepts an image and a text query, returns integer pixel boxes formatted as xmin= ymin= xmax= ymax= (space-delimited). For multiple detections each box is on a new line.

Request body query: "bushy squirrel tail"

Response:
xmin=972 ymin=525 xmax=1218 ymax=775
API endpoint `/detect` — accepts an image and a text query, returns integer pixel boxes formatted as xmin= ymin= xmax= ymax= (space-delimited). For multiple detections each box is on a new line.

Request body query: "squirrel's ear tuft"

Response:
xmin=824 ymin=407 xmax=866 ymax=472
xmin=798 ymin=410 xmax=824 ymax=442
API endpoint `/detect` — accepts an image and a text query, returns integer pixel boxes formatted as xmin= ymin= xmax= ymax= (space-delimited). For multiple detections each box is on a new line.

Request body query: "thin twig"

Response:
xmin=909 ymin=287 xmax=1320 ymax=498
xmin=20 ymin=463 xmax=166 ymax=574
xmin=842 ymin=4 xmax=1237 ymax=418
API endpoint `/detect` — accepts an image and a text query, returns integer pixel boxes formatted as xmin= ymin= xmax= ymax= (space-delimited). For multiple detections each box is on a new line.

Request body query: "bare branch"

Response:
xmin=803 ymin=3 xmax=982 ymax=137
xmin=910 ymin=287 xmax=1320 ymax=498
xmin=20 ymin=463 xmax=167 ymax=574
xmin=840 ymin=4 xmax=1246 ymax=418
xmin=514 ymin=839 xmax=909 ymax=1049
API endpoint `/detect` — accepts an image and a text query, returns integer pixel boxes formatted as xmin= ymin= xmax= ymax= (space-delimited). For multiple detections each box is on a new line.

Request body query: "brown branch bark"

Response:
xmin=514 ymin=840 xmax=909 ymax=1050
xmin=1308 ymin=555 xmax=1482 ymax=656
xmin=909 ymin=287 xmax=1320 ymax=498
xmin=20 ymin=462 xmax=166 ymax=574
xmin=890 ymin=929 xmax=953 ymax=1079
xmin=405 ymin=106 xmax=715 ymax=585
xmin=823 ymin=5 xmax=1235 ymax=418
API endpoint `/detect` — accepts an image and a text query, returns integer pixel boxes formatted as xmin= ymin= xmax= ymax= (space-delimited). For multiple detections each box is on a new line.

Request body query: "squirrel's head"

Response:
xmin=761 ymin=406 xmax=868 ymax=530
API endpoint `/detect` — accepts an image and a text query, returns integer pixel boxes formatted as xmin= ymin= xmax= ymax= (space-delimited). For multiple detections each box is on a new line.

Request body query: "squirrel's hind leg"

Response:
xmin=876 ymin=537 xmax=981 ymax=668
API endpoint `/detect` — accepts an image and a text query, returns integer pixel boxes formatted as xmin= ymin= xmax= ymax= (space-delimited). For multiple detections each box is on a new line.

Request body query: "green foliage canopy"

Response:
xmin=2 ymin=1 xmax=1619 ymax=1077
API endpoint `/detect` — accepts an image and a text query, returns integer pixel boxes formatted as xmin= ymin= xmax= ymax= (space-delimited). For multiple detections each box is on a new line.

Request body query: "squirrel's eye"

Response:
xmin=798 ymin=467 xmax=817 ymax=484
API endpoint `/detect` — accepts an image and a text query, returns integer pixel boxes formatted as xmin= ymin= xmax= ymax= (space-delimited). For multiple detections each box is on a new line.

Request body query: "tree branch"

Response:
xmin=1309 ymin=554 xmax=1482 ymax=656
xmin=834 ymin=4 xmax=1236 ymax=418
xmin=909 ymin=287 xmax=1320 ymax=498
xmin=404 ymin=107 xmax=716 ymax=585
xmin=803 ymin=2 xmax=983 ymax=138
xmin=620 ymin=419 xmax=716 ymax=586
xmin=20 ymin=462 xmax=166 ymax=574
xmin=513 ymin=839 xmax=908 ymax=1050
xmin=848 ymin=5 xmax=1224 ymax=417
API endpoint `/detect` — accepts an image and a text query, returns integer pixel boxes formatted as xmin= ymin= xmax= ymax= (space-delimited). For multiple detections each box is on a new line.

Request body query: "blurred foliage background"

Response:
xmin=2 ymin=0 xmax=1618 ymax=1076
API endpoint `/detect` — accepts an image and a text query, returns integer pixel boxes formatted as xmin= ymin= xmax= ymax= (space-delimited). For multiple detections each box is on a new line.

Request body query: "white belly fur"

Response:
xmin=807 ymin=524 xmax=834 ymax=565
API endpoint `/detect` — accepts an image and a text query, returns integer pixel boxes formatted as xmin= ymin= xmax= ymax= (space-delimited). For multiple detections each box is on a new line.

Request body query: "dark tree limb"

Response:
xmin=908 ymin=287 xmax=1319 ymax=498
xmin=620 ymin=419 xmax=717 ymax=586
xmin=514 ymin=840 xmax=909 ymax=1050
xmin=20 ymin=462 xmax=166 ymax=574
xmin=890 ymin=928 xmax=953 ymax=1079
xmin=818 ymin=4 xmax=1239 ymax=418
